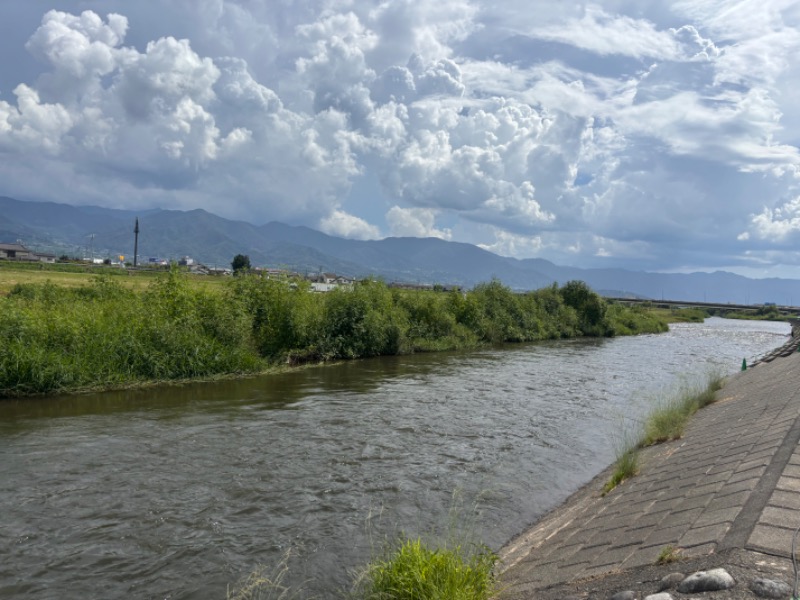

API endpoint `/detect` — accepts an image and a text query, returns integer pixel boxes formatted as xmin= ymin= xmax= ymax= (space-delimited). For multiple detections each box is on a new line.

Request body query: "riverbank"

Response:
xmin=498 ymin=334 xmax=800 ymax=599
xmin=0 ymin=272 xmax=670 ymax=398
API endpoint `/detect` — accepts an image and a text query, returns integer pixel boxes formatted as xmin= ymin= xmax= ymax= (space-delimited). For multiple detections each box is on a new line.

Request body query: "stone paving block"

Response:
xmin=619 ymin=543 xmax=668 ymax=570
xmin=692 ymin=506 xmax=741 ymax=528
xmin=684 ymin=480 xmax=725 ymax=498
xmin=783 ymin=464 xmax=800 ymax=479
xmin=578 ymin=563 xmax=619 ymax=580
xmin=594 ymin=543 xmax=639 ymax=566
xmin=745 ymin=447 xmax=780 ymax=463
xmin=717 ymin=476 xmax=759 ymax=497
xmin=627 ymin=510 xmax=670 ymax=531
xmin=680 ymin=542 xmax=717 ymax=558
xmin=769 ymin=489 xmax=800 ymax=510
xmin=658 ymin=507 xmax=703 ymax=529
xmin=702 ymin=468 xmax=734 ymax=482
xmin=714 ymin=451 xmax=753 ymax=467
xmin=748 ymin=524 xmax=795 ymax=556
xmin=729 ymin=464 xmax=767 ymax=483
xmin=760 ymin=505 xmax=800 ymax=529
xmin=612 ymin=525 xmax=655 ymax=547
xmin=560 ymin=546 xmax=606 ymax=569
xmin=642 ymin=525 xmax=688 ymax=548
xmin=540 ymin=542 xmax=583 ymax=562
xmin=678 ymin=522 xmax=730 ymax=548
xmin=674 ymin=493 xmax=713 ymax=513
xmin=622 ymin=499 xmax=656 ymax=517
xmin=581 ymin=528 xmax=625 ymax=551
xmin=706 ymin=490 xmax=750 ymax=511
xmin=775 ymin=475 xmax=800 ymax=492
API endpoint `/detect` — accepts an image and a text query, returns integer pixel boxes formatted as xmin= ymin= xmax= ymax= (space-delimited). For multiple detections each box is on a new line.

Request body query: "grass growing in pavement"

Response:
xmin=655 ymin=545 xmax=683 ymax=565
xmin=602 ymin=446 xmax=639 ymax=496
xmin=640 ymin=374 xmax=724 ymax=447
xmin=603 ymin=373 xmax=725 ymax=494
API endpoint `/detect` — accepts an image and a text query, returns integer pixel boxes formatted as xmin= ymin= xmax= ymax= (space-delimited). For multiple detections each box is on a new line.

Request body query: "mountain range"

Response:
xmin=3 ymin=195 xmax=800 ymax=305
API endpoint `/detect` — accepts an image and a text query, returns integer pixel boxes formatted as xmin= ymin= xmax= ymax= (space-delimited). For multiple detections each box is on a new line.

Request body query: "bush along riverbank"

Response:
xmin=0 ymin=270 xmax=670 ymax=398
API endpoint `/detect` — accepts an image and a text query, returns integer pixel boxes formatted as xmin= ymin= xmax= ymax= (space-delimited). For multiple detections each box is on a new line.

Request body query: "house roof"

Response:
xmin=0 ymin=242 xmax=29 ymax=252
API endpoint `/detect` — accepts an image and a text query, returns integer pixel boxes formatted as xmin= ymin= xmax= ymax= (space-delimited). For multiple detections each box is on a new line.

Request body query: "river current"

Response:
xmin=0 ymin=318 xmax=790 ymax=598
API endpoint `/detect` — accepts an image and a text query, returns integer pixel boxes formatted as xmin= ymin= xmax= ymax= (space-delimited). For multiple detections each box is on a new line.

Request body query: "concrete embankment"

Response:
xmin=499 ymin=330 xmax=800 ymax=600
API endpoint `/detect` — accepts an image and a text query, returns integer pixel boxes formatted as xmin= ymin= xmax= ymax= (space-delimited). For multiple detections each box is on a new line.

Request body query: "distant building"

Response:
xmin=0 ymin=242 xmax=56 ymax=263
xmin=0 ymin=242 xmax=34 ymax=260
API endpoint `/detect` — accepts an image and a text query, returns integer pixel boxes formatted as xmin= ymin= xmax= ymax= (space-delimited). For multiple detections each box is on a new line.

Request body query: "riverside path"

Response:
xmin=499 ymin=337 xmax=800 ymax=599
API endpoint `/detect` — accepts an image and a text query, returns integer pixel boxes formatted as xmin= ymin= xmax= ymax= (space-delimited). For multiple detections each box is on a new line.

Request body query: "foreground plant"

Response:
xmin=353 ymin=538 xmax=497 ymax=600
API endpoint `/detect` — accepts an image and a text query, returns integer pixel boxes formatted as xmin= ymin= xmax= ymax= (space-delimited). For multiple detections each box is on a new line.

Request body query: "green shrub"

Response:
xmin=355 ymin=538 xmax=496 ymax=600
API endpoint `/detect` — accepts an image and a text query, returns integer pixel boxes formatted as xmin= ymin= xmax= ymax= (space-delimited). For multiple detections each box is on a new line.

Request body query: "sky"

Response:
xmin=1 ymin=1 xmax=799 ymax=277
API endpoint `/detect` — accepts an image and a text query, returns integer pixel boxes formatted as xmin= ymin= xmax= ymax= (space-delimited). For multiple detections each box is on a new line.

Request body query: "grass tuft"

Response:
xmin=655 ymin=545 xmax=683 ymax=565
xmin=602 ymin=446 xmax=639 ymax=495
xmin=227 ymin=550 xmax=303 ymax=600
xmin=640 ymin=373 xmax=724 ymax=447
xmin=353 ymin=537 xmax=497 ymax=600
xmin=603 ymin=372 xmax=725 ymax=493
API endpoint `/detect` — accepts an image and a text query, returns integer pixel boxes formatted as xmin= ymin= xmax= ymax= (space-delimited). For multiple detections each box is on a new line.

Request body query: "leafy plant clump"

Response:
xmin=354 ymin=538 xmax=497 ymax=600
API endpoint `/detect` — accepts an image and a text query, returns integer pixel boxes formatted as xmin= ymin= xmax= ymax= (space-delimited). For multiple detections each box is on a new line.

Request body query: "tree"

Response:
xmin=231 ymin=254 xmax=251 ymax=274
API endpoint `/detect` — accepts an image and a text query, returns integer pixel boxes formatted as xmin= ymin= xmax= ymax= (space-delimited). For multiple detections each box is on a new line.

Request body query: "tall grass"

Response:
xmin=640 ymin=374 xmax=724 ymax=447
xmin=352 ymin=538 xmax=496 ymax=600
xmin=603 ymin=373 xmax=724 ymax=493
xmin=0 ymin=272 xmax=670 ymax=397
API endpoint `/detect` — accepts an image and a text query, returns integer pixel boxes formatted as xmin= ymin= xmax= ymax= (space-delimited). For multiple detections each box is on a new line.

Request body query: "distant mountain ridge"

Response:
xmin=2 ymin=195 xmax=800 ymax=305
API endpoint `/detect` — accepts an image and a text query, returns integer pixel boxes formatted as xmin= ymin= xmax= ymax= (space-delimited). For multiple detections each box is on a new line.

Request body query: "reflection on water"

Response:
xmin=0 ymin=318 xmax=790 ymax=598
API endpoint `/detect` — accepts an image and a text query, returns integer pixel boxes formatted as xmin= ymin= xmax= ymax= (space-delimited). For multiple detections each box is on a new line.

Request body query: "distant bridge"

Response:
xmin=604 ymin=297 xmax=799 ymax=315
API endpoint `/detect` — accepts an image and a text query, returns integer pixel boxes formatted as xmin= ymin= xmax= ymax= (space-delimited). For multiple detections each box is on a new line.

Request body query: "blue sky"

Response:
xmin=1 ymin=1 xmax=799 ymax=277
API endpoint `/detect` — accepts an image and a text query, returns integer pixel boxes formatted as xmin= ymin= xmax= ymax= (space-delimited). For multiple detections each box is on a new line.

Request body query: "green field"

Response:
xmin=0 ymin=261 xmax=226 ymax=295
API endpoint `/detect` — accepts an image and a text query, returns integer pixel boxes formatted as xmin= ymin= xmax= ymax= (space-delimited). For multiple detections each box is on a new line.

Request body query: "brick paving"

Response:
xmin=499 ymin=347 xmax=800 ymax=598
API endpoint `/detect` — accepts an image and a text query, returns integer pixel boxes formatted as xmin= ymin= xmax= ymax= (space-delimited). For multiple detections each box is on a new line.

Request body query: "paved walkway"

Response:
xmin=499 ymin=344 xmax=800 ymax=598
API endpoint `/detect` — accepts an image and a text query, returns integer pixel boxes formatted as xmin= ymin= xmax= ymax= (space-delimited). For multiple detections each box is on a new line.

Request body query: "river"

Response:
xmin=0 ymin=317 xmax=790 ymax=599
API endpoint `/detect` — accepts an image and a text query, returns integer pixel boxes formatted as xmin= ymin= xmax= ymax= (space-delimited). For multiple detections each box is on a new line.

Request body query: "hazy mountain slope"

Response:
xmin=3 ymin=195 xmax=800 ymax=303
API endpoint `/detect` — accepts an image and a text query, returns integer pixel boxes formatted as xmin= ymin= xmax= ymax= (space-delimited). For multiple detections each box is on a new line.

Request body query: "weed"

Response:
xmin=655 ymin=545 xmax=682 ymax=565
xmin=227 ymin=550 xmax=304 ymax=600
xmin=603 ymin=372 xmax=725 ymax=493
xmin=602 ymin=446 xmax=639 ymax=495
xmin=640 ymin=374 xmax=724 ymax=447
xmin=352 ymin=537 xmax=496 ymax=600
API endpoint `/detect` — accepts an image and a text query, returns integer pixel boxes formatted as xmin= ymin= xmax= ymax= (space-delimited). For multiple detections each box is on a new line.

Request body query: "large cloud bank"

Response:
xmin=0 ymin=1 xmax=799 ymax=275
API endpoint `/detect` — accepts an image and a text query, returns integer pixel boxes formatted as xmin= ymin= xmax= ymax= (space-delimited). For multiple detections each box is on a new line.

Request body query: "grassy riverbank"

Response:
xmin=0 ymin=268 xmax=670 ymax=398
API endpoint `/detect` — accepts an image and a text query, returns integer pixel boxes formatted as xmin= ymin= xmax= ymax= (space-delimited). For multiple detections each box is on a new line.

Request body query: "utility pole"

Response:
xmin=133 ymin=218 xmax=139 ymax=267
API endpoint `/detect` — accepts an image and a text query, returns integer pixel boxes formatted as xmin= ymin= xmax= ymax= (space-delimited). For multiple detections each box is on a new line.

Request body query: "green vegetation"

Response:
xmin=602 ymin=445 xmax=639 ymax=496
xmin=640 ymin=374 xmax=723 ymax=447
xmin=352 ymin=538 xmax=496 ymax=600
xmin=0 ymin=268 xmax=671 ymax=397
xmin=232 ymin=253 xmax=251 ymax=274
xmin=720 ymin=304 xmax=790 ymax=321
xmin=655 ymin=545 xmax=683 ymax=565
xmin=227 ymin=551 xmax=298 ymax=600
xmin=602 ymin=373 xmax=725 ymax=494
